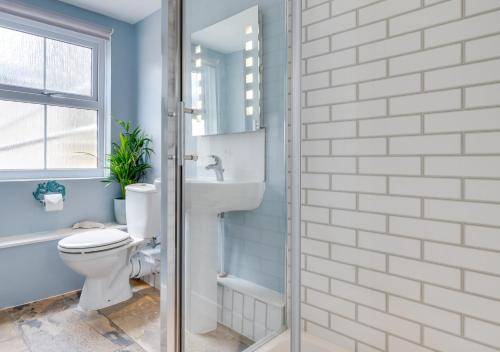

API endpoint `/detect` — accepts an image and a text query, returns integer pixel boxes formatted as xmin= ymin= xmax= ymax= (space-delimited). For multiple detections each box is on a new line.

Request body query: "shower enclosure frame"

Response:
xmin=159 ymin=0 xmax=302 ymax=350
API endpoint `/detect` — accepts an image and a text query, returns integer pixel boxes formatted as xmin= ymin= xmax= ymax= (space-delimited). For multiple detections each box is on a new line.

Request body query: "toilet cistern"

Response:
xmin=205 ymin=155 xmax=224 ymax=181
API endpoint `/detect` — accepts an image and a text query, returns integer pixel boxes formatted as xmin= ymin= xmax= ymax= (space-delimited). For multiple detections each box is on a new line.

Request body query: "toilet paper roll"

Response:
xmin=44 ymin=193 xmax=64 ymax=212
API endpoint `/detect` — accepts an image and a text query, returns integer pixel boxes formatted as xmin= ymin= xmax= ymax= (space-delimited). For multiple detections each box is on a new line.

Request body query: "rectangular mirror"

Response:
xmin=190 ymin=6 xmax=261 ymax=136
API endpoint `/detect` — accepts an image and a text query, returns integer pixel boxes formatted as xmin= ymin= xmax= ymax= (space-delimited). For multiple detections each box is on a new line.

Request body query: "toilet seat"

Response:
xmin=58 ymin=229 xmax=132 ymax=254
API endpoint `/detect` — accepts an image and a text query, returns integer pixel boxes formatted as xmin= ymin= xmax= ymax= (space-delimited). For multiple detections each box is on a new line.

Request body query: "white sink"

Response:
xmin=184 ymin=178 xmax=265 ymax=334
xmin=185 ymin=178 xmax=266 ymax=212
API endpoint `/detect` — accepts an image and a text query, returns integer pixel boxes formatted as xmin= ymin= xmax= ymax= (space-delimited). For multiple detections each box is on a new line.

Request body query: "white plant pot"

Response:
xmin=114 ymin=198 xmax=127 ymax=225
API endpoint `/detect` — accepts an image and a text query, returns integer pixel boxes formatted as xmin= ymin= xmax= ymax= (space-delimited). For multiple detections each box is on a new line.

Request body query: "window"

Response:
xmin=0 ymin=11 xmax=109 ymax=180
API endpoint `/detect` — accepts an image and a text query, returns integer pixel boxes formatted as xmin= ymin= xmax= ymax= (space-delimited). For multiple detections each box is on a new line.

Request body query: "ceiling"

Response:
xmin=58 ymin=0 xmax=161 ymax=24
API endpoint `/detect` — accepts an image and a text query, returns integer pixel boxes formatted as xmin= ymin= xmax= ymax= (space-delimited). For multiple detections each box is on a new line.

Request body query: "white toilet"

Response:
xmin=58 ymin=182 xmax=160 ymax=310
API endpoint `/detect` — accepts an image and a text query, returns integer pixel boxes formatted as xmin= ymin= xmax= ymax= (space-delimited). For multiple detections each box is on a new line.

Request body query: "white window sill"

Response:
xmin=0 ymin=176 xmax=108 ymax=184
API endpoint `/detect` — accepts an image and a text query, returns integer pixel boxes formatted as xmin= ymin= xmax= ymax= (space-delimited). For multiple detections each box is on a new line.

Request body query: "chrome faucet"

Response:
xmin=206 ymin=155 xmax=224 ymax=181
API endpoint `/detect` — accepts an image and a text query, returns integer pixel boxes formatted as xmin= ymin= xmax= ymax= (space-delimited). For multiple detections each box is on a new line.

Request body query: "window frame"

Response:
xmin=0 ymin=11 xmax=109 ymax=181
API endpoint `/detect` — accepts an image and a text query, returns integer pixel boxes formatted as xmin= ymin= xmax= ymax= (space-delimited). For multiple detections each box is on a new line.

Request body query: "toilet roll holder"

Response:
xmin=33 ymin=181 xmax=66 ymax=205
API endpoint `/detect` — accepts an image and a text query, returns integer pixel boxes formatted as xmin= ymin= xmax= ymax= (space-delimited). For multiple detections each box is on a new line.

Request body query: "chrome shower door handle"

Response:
xmin=167 ymin=155 xmax=198 ymax=161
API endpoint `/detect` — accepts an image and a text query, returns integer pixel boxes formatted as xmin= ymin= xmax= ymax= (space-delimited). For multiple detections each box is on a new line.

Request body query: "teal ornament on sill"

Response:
xmin=33 ymin=181 xmax=66 ymax=204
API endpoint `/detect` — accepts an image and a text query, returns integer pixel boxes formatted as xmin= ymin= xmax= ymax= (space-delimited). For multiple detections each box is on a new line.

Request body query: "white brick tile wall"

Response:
xmin=358 ymin=0 xmax=421 ymax=25
xmin=330 ymin=278 xmax=386 ymax=310
xmin=331 ymin=100 xmax=387 ymax=120
xmin=388 ymin=296 xmax=461 ymax=334
xmin=331 ymin=138 xmax=386 ymax=156
xmin=389 ymin=44 xmax=462 ymax=75
xmin=424 ymin=285 xmax=500 ymax=324
xmin=425 ymin=242 xmax=500 ymax=275
xmin=300 ymin=1 xmax=500 ymax=350
xmin=302 ymin=106 xmax=330 ymax=123
xmin=389 ymin=216 xmax=461 ymax=243
xmin=302 ymin=2 xmax=330 ymax=27
xmin=307 ymin=190 xmax=356 ymax=209
xmin=308 ymin=156 xmax=356 ymax=173
xmin=331 ymin=244 xmax=387 ymax=271
xmin=425 ymin=199 xmax=500 ymax=226
xmin=390 ymin=89 xmax=461 ymax=115
xmin=307 ymin=255 xmax=356 ymax=282
xmin=465 ymin=271 xmax=500 ymax=300
xmin=389 ymin=176 xmax=461 ymax=199
xmin=465 ymin=317 xmax=500 ymax=349
xmin=358 ymin=269 xmax=421 ymax=300
xmin=389 ymin=256 xmax=461 ymax=289
xmin=466 ymin=34 xmax=500 ymax=62
xmin=307 ymin=48 xmax=356 ymax=73
xmin=330 ymin=0 xmax=380 ymax=17
xmin=330 ymin=313 xmax=386 ymax=350
xmin=307 ymin=222 xmax=356 ymax=245
xmin=359 ymin=115 xmax=421 ymax=137
xmin=424 ymin=10 xmax=500 ymax=48
xmin=302 ymin=238 xmax=329 ymax=258
xmin=307 ymin=85 xmax=356 ymax=106
xmin=425 ymin=156 xmax=500 ymax=177
xmin=465 ymin=131 xmax=500 ymax=154
xmin=465 ymin=0 xmax=500 ymax=16
xmin=389 ymin=0 xmax=462 ymax=36
xmin=332 ymin=174 xmax=387 ymax=193
xmin=425 ymin=59 xmax=500 ymax=91
xmin=424 ymin=327 xmax=499 ymax=352
xmin=389 ymin=134 xmax=461 ymax=155
xmin=307 ymin=288 xmax=356 ymax=319
xmin=465 ymin=83 xmax=500 ymax=108
xmin=465 ymin=224 xmax=500 ymax=250
xmin=331 ymin=60 xmax=386 ymax=86
xmin=359 ymin=157 xmax=421 ymax=175
xmin=302 ymin=303 xmax=329 ymax=327
xmin=388 ymin=336 xmax=434 ymax=352
xmin=307 ymin=120 xmax=356 ymax=139
xmin=302 ymin=270 xmax=329 ymax=292
xmin=358 ymin=231 xmax=421 ymax=258
xmin=307 ymin=12 xmax=356 ymax=40
xmin=359 ymin=194 xmax=421 ymax=217
xmin=359 ymin=32 xmax=421 ymax=62
xmin=330 ymin=22 xmax=386 ymax=51
xmin=425 ymin=108 xmax=500 ymax=133
xmin=331 ymin=209 xmax=387 ymax=232
xmin=359 ymin=74 xmax=421 ymax=100
xmin=358 ymin=306 xmax=421 ymax=342
xmin=306 ymin=321 xmax=356 ymax=351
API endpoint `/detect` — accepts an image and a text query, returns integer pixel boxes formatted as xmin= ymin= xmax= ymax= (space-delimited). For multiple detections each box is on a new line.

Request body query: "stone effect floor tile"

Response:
xmin=0 ymin=280 xmax=254 ymax=352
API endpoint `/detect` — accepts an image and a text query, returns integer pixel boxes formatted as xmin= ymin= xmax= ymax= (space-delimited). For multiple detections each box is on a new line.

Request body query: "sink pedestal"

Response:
xmin=184 ymin=178 xmax=266 ymax=334
xmin=186 ymin=211 xmax=218 ymax=334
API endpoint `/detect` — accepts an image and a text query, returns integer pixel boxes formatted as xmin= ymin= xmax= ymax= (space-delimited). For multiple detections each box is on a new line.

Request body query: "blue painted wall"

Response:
xmin=0 ymin=0 xmax=138 ymax=308
xmin=136 ymin=10 xmax=162 ymax=182
xmin=186 ymin=0 xmax=288 ymax=293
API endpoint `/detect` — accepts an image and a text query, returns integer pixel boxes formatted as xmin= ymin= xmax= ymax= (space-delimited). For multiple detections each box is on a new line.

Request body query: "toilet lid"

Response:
xmin=58 ymin=229 xmax=131 ymax=253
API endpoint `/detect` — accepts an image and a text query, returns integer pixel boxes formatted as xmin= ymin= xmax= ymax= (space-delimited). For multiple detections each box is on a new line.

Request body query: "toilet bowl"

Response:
xmin=58 ymin=182 xmax=160 ymax=310
xmin=58 ymin=229 xmax=143 ymax=310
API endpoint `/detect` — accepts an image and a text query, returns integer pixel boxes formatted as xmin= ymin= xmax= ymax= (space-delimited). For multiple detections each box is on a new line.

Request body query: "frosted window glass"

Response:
xmin=46 ymin=106 xmax=97 ymax=169
xmin=46 ymin=39 xmax=92 ymax=96
xmin=0 ymin=100 xmax=44 ymax=170
xmin=0 ymin=26 xmax=44 ymax=89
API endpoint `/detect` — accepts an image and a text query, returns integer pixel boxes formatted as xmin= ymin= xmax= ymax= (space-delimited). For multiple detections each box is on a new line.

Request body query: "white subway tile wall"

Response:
xmin=216 ymin=283 xmax=285 ymax=341
xmin=301 ymin=0 xmax=500 ymax=351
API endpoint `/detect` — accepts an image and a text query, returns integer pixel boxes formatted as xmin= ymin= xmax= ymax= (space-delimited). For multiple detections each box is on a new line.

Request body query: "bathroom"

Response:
xmin=2 ymin=0 xmax=500 ymax=352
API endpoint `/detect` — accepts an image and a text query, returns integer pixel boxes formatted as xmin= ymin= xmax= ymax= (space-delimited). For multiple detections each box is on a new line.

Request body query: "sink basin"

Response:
xmin=184 ymin=178 xmax=266 ymax=334
xmin=185 ymin=178 xmax=266 ymax=213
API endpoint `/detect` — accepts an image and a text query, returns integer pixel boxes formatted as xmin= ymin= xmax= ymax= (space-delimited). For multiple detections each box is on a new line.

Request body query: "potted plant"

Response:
xmin=104 ymin=119 xmax=153 ymax=224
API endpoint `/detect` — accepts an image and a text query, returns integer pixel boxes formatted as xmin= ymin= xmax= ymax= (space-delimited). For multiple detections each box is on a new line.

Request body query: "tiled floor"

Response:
xmin=0 ymin=280 xmax=252 ymax=352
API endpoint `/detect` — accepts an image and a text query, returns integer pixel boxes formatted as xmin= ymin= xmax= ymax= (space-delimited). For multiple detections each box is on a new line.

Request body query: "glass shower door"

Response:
xmin=162 ymin=0 xmax=289 ymax=351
